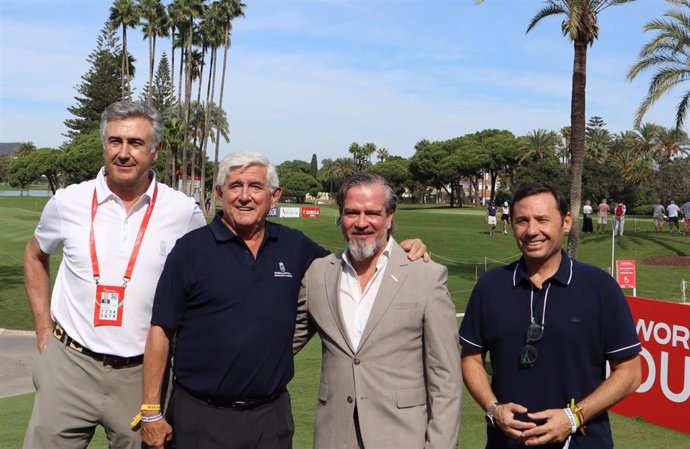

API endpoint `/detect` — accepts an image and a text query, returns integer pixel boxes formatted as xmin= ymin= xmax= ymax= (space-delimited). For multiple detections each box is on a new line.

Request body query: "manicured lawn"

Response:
xmin=1 ymin=196 xmax=688 ymax=448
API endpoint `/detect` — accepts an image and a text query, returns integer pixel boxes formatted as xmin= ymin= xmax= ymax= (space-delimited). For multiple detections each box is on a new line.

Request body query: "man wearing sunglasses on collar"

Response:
xmin=459 ymin=182 xmax=641 ymax=449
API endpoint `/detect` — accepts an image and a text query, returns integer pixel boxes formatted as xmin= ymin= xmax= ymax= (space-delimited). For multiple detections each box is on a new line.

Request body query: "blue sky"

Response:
xmin=0 ymin=0 xmax=677 ymax=165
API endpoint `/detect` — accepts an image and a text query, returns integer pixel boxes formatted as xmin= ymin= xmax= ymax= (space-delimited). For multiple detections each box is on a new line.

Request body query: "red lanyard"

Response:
xmin=89 ymin=183 xmax=158 ymax=286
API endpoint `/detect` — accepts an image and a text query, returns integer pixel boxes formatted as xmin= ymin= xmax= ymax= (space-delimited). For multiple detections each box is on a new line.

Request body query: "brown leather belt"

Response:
xmin=53 ymin=324 xmax=143 ymax=369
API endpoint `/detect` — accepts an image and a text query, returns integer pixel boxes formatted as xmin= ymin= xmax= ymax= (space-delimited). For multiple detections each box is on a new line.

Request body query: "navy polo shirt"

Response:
xmin=459 ymin=251 xmax=640 ymax=449
xmin=151 ymin=211 xmax=329 ymax=400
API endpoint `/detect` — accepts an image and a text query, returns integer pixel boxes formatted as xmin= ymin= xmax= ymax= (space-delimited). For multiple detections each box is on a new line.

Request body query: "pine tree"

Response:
xmin=139 ymin=52 xmax=176 ymax=115
xmin=64 ymin=25 xmax=127 ymax=139
xmin=310 ymin=153 xmax=318 ymax=178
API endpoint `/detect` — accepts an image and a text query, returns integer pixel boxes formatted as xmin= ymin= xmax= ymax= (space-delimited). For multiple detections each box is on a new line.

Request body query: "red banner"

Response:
xmin=611 ymin=296 xmax=690 ymax=434
xmin=300 ymin=207 xmax=320 ymax=218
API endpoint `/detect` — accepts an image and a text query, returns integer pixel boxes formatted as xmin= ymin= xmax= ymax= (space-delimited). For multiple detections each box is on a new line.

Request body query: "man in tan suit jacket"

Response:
xmin=294 ymin=173 xmax=462 ymax=449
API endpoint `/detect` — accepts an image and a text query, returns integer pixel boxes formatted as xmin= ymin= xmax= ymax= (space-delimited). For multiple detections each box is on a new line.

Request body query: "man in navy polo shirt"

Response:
xmin=459 ymin=182 xmax=641 ymax=449
xmin=140 ymin=152 xmax=426 ymax=449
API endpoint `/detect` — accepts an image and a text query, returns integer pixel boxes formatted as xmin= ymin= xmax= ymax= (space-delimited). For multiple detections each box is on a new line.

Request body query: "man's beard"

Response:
xmin=347 ymin=234 xmax=388 ymax=261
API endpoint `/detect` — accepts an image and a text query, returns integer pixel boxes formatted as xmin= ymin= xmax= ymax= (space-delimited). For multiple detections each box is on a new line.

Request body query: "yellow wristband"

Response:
xmin=130 ymin=413 xmax=141 ymax=429
xmin=141 ymin=404 xmax=161 ymax=411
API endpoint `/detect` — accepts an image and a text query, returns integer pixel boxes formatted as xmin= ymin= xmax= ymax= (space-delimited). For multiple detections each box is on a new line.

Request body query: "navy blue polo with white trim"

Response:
xmin=459 ymin=251 xmax=640 ymax=449
xmin=151 ymin=211 xmax=328 ymax=400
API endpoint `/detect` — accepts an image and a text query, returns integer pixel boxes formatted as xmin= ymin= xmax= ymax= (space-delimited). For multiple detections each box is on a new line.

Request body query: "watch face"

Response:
xmin=485 ymin=414 xmax=495 ymax=427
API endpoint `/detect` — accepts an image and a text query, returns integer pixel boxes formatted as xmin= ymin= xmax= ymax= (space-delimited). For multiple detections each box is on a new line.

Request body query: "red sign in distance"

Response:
xmin=300 ymin=207 xmax=320 ymax=218
xmin=616 ymin=259 xmax=636 ymax=288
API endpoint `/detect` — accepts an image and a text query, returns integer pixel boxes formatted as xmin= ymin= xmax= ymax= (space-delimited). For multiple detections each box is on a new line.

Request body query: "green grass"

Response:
xmin=1 ymin=197 xmax=689 ymax=448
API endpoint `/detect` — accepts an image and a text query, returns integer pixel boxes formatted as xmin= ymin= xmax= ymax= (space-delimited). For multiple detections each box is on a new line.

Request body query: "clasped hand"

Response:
xmin=494 ymin=402 xmax=572 ymax=446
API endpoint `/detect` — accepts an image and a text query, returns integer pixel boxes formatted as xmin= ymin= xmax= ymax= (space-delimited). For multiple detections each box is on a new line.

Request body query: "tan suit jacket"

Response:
xmin=294 ymin=241 xmax=462 ymax=449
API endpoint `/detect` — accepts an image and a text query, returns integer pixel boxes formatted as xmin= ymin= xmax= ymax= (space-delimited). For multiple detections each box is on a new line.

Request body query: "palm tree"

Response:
xmin=109 ymin=0 xmax=139 ymax=99
xmin=139 ymin=0 xmax=169 ymax=105
xmin=523 ymin=0 xmax=636 ymax=258
xmin=176 ymin=0 xmax=205 ymax=194
xmin=167 ymin=1 xmax=184 ymax=102
xmin=556 ymin=126 xmax=571 ymax=166
xmin=199 ymin=3 xmax=225 ymax=213
xmin=518 ymin=128 xmax=558 ymax=163
xmin=632 ymin=122 xmax=662 ymax=160
xmin=654 ymin=126 xmax=689 ymax=162
xmin=628 ymin=1 xmax=690 ymax=129
xmin=164 ymin=114 xmax=185 ymax=187
xmin=586 ymin=127 xmax=612 ymax=163
xmin=609 ymin=131 xmax=652 ymax=183
xmin=319 ymin=158 xmax=355 ymax=194
xmin=13 ymin=141 xmax=37 ymax=157
xmin=211 ymin=0 xmax=246 ymax=209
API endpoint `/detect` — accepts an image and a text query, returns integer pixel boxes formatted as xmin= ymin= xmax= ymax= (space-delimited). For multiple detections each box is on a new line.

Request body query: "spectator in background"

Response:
xmin=596 ymin=199 xmax=610 ymax=233
xmin=487 ymin=200 xmax=498 ymax=236
xmin=582 ymin=200 xmax=594 ymax=233
xmin=652 ymin=199 xmax=665 ymax=233
xmin=613 ymin=201 xmax=626 ymax=237
xmin=680 ymin=199 xmax=690 ymax=236
xmin=667 ymin=200 xmax=680 ymax=233
xmin=501 ymin=201 xmax=511 ymax=235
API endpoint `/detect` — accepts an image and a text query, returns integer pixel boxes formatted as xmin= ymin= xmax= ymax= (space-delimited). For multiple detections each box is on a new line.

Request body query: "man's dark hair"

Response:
xmin=336 ymin=172 xmax=397 ymax=225
xmin=510 ymin=182 xmax=569 ymax=219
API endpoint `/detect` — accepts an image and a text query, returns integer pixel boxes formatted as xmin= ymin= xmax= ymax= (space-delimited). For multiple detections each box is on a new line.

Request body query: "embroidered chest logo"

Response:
xmin=274 ymin=262 xmax=293 ymax=278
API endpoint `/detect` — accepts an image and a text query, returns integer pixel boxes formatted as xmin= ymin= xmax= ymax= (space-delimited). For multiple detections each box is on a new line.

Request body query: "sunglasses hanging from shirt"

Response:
xmin=520 ymin=283 xmax=551 ymax=368
xmin=89 ymin=184 xmax=158 ymax=326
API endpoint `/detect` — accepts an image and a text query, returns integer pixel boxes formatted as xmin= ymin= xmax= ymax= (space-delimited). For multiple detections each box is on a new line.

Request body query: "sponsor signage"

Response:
xmin=301 ymin=207 xmax=321 ymax=218
xmin=616 ymin=260 xmax=636 ymax=289
xmin=267 ymin=207 xmax=279 ymax=217
xmin=612 ymin=296 xmax=690 ymax=434
xmin=279 ymin=207 xmax=300 ymax=218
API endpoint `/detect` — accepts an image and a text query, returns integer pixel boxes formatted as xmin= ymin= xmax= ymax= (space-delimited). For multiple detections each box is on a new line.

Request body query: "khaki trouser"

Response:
xmin=23 ymin=336 xmax=142 ymax=449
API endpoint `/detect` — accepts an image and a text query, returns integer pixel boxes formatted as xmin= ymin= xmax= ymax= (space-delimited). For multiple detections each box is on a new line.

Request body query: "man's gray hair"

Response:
xmin=100 ymin=100 xmax=163 ymax=153
xmin=336 ymin=172 xmax=397 ymax=229
xmin=216 ymin=152 xmax=280 ymax=193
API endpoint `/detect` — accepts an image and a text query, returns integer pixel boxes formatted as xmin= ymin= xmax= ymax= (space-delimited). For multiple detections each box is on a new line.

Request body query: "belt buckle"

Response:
xmin=232 ymin=400 xmax=248 ymax=409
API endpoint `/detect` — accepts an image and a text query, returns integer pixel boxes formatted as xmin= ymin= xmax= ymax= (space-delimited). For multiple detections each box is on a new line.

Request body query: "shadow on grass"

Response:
xmin=623 ymin=233 xmax=688 ymax=257
xmin=0 ymin=265 xmax=24 ymax=292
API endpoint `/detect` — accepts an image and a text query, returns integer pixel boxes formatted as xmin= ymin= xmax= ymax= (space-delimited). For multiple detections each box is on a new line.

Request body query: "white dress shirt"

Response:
xmin=339 ymin=238 xmax=393 ymax=351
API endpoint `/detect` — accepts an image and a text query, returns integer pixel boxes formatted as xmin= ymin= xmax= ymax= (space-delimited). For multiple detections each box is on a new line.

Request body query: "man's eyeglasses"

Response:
xmin=519 ymin=320 xmax=543 ymax=368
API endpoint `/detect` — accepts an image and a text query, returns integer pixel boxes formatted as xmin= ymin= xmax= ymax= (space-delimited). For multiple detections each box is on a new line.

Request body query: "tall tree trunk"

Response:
xmin=190 ymin=49 xmax=206 ymax=202
xmin=170 ymin=28 xmax=176 ymax=106
xmin=147 ymin=32 xmax=155 ymax=105
xmin=182 ymin=21 xmax=194 ymax=196
xmin=211 ymin=23 xmax=231 ymax=213
xmin=567 ymin=40 xmax=587 ymax=259
xmin=178 ymin=45 xmax=185 ymax=106
xmin=121 ymin=25 xmax=127 ymax=99
xmin=201 ymin=47 xmax=218 ymax=216
xmin=124 ymin=27 xmax=130 ymax=96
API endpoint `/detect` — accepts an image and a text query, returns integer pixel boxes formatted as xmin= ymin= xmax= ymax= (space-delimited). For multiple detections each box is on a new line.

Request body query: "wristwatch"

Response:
xmin=485 ymin=401 xmax=501 ymax=428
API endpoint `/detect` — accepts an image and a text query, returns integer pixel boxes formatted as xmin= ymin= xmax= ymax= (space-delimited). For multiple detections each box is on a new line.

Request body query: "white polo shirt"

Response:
xmin=35 ymin=168 xmax=206 ymax=356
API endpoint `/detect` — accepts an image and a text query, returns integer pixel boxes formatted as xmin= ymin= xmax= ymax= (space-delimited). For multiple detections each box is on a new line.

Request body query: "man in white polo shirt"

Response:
xmin=23 ymin=101 xmax=206 ymax=449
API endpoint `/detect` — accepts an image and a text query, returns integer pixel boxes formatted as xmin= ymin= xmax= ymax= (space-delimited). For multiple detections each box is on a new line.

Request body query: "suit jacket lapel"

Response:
xmin=355 ymin=242 xmax=409 ymax=352
xmin=326 ymin=252 xmax=356 ymax=355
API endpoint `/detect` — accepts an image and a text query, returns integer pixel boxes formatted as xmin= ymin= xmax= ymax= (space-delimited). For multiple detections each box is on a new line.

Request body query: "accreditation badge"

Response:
xmin=94 ymin=285 xmax=125 ymax=326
